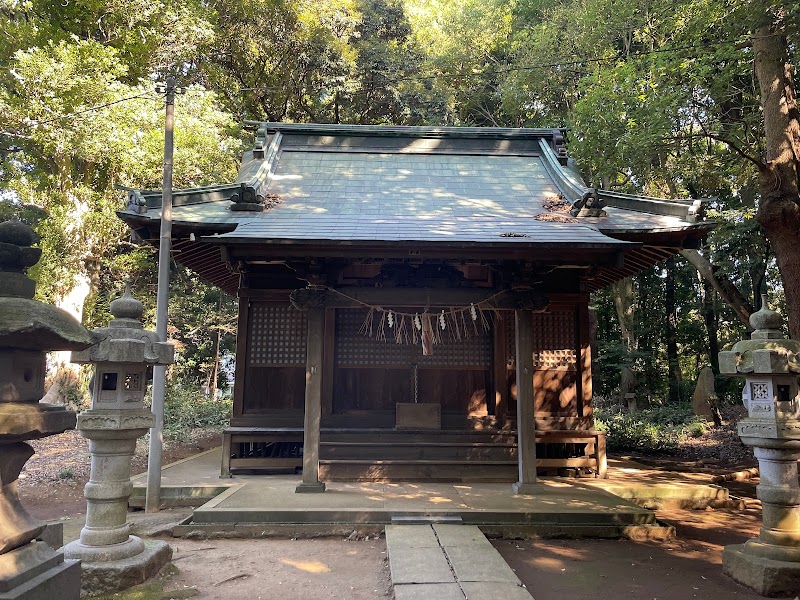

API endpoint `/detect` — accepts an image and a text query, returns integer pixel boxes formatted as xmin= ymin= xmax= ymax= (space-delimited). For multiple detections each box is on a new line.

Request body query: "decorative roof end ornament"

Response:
xmin=687 ymin=198 xmax=706 ymax=223
xmin=229 ymin=182 xmax=265 ymax=212
xmin=253 ymin=139 xmax=265 ymax=160
xmin=570 ymin=190 xmax=607 ymax=218
xmin=125 ymin=190 xmax=147 ymax=215
xmin=550 ymin=128 xmax=569 ymax=166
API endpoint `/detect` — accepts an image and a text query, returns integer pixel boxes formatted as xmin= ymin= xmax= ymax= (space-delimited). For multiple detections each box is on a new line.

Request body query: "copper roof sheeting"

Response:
xmin=119 ymin=123 xmax=712 ymax=291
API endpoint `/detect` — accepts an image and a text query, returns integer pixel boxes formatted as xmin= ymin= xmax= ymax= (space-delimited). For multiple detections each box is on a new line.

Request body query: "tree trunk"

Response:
xmin=43 ymin=270 xmax=93 ymax=407
xmin=701 ymin=275 xmax=720 ymax=374
xmin=748 ymin=238 xmax=770 ymax=311
xmin=680 ymin=249 xmax=754 ymax=329
xmin=752 ymin=15 xmax=800 ymax=340
xmin=611 ymin=277 xmax=636 ymax=352
xmin=665 ymin=258 xmax=682 ymax=402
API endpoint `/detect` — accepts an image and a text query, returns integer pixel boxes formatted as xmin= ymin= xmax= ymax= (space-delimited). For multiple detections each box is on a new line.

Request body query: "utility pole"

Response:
xmin=146 ymin=76 xmax=176 ymax=513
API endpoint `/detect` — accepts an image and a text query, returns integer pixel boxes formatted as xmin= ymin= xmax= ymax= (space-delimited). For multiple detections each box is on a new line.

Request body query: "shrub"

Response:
xmin=594 ymin=403 xmax=710 ymax=454
xmin=161 ymin=383 xmax=232 ymax=442
xmin=687 ymin=421 xmax=707 ymax=438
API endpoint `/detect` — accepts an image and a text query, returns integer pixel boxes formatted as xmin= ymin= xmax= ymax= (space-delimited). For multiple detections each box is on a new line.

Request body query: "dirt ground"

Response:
xmin=19 ymin=429 xmax=222 ymax=521
xmin=103 ymin=502 xmax=774 ymax=600
xmin=496 ymin=505 xmax=776 ymax=600
xmin=155 ymin=538 xmax=392 ymax=600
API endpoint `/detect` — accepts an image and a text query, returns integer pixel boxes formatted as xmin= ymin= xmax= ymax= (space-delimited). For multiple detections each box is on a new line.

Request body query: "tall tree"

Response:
xmin=751 ymin=4 xmax=800 ymax=338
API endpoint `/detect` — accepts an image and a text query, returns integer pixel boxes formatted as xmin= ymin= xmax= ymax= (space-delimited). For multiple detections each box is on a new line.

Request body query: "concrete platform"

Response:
xmin=132 ymin=447 xmax=729 ymax=537
xmin=130 ymin=448 xmax=236 ymax=508
xmin=171 ymin=475 xmax=659 ymax=538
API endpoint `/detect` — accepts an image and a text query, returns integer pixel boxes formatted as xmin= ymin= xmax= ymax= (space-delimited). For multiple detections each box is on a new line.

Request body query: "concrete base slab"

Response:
xmin=295 ymin=482 xmax=326 ymax=493
xmin=511 ymin=482 xmax=539 ymax=495
xmin=129 ymin=485 xmax=229 ymax=509
xmin=461 ymin=581 xmax=533 ymax=600
xmin=78 ymin=539 xmax=172 ymax=597
xmin=0 ymin=543 xmax=79 ymax=600
xmin=391 ymin=515 xmax=462 ymax=525
xmin=393 ymin=583 xmax=464 ymax=600
xmin=723 ymin=543 xmax=800 ymax=597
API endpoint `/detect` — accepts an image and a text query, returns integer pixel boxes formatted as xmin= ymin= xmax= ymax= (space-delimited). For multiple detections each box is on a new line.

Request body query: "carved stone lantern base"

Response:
xmin=722 ymin=441 xmax=800 ymax=596
xmin=69 ymin=540 xmax=172 ymax=597
xmin=63 ymin=410 xmax=172 ymax=595
xmin=723 ymin=546 xmax=800 ymax=597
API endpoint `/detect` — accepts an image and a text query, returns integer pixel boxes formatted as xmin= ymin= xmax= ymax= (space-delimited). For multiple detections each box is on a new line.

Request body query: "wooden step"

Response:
xmin=321 ymin=429 xmax=517 ymax=444
xmin=319 ymin=459 xmax=519 ymax=482
xmin=319 ymin=442 xmax=517 ymax=461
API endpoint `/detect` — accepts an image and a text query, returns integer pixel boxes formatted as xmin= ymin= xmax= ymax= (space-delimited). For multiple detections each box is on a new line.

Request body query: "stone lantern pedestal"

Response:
xmin=64 ymin=289 xmax=174 ymax=595
xmin=719 ymin=296 xmax=800 ymax=596
xmin=0 ymin=218 xmax=94 ymax=600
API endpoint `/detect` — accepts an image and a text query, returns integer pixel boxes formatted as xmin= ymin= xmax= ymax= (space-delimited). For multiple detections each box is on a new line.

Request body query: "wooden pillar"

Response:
xmin=512 ymin=309 xmax=538 ymax=494
xmin=296 ymin=307 xmax=326 ymax=493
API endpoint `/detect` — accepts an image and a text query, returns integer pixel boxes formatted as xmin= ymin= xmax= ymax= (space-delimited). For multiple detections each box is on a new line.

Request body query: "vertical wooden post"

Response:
xmin=296 ymin=307 xmax=326 ymax=493
xmin=512 ymin=309 xmax=538 ymax=494
xmin=492 ymin=317 xmax=507 ymax=421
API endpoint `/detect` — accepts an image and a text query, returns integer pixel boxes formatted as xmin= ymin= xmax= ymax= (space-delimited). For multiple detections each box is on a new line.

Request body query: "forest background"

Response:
xmin=0 ymin=0 xmax=797 ymax=450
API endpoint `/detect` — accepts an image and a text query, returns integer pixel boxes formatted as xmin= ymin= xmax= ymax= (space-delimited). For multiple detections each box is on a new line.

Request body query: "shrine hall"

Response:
xmin=120 ymin=123 xmax=711 ymax=493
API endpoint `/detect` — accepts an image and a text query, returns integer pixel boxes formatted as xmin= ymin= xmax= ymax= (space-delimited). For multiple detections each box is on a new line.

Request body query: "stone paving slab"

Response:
xmin=393 ymin=583 xmax=465 ymax=600
xmin=386 ymin=524 xmax=533 ymax=600
xmin=389 ymin=544 xmax=455 ymax=584
xmin=386 ymin=524 xmax=441 ymax=548
xmin=433 ymin=524 xmax=489 ymax=546
xmin=444 ymin=544 xmax=522 ymax=584
xmin=461 ymin=581 xmax=534 ymax=600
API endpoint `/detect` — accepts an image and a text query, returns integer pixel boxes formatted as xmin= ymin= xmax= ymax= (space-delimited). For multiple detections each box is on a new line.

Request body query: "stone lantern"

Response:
xmin=719 ymin=295 xmax=800 ymax=596
xmin=0 ymin=218 xmax=94 ymax=600
xmin=63 ymin=288 xmax=174 ymax=595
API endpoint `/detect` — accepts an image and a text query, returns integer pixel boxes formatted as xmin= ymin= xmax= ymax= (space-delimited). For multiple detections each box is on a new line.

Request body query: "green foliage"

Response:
xmin=594 ymin=403 xmax=710 ymax=454
xmin=162 ymin=384 xmax=232 ymax=442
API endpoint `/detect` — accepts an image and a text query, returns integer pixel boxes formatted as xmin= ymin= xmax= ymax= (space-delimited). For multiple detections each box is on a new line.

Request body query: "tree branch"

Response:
xmin=680 ymin=249 xmax=754 ymax=329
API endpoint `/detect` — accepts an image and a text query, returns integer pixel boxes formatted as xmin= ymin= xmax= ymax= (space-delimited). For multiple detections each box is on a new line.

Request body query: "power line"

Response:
xmin=28 ymin=94 xmax=161 ymax=126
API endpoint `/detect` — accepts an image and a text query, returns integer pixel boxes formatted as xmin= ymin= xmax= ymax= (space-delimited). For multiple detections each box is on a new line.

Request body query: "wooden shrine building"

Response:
xmin=120 ymin=123 xmax=710 ymax=492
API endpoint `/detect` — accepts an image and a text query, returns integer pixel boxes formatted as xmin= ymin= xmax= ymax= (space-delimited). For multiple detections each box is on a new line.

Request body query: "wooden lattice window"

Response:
xmin=419 ymin=328 xmax=491 ymax=368
xmin=248 ymin=304 xmax=307 ymax=366
xmin=505 ymin=310 xmax=577 ymax=369
xmin=335 ymin=308 xmax=410 ymax=367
